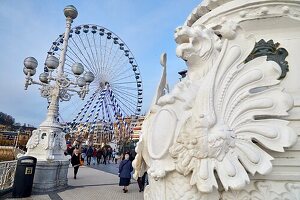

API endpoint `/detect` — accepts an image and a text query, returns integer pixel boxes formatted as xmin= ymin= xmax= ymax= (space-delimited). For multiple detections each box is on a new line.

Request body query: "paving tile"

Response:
xmin=3 ymin=165 xmax=144 ymax=200
xmin=5 ymin=194 xmax=51 ymax=200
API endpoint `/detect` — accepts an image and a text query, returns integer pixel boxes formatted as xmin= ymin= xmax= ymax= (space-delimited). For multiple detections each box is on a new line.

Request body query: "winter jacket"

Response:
xmin=119 ymin=159 xmax=133 ymax=178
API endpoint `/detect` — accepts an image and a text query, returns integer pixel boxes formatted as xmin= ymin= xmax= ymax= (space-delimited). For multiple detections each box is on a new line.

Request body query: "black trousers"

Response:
xmin=87 ymin=156 xmax=92 ymax=165
xmin=74 ymin=166 xmax=79 ymax=176
xmin=103 ymin=156 xmax=107 ymax=165
xmin=137 ymin=173 xmax=147 ymax=191
xmin=97 ymin=156 xmax=101 ymax=164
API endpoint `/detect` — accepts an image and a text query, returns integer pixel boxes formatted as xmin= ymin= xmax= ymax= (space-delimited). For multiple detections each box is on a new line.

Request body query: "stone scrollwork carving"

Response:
xmin=59 ymin=88 xmax=72 ymax=101
xmin=245 ymin=39 xmax=289 ymax=79
xmin=222 ymin=181 xmax=300 ymax=200
xmin=26 ymin=129 xmax=40 ymax=149
xmin=133 ymin=20 xmax=297 ymax=199
xmin=40 ymin=85 xmax=52 ymax=99
xmin=59 ymin=131 xmax=67 ymax=150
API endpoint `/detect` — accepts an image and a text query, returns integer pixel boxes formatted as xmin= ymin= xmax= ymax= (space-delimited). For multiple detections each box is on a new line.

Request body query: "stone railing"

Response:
xmin=0 ymin=160 xmax=17 ymax=192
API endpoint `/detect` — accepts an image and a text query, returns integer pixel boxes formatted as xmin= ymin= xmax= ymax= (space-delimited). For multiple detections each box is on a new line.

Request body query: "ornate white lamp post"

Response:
xmin=22 ymin=5 xmax=94 ymax=192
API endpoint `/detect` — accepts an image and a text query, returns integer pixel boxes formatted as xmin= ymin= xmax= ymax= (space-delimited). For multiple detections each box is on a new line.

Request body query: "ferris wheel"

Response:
xmin=46 ymin=24 xmax=143 ymax=137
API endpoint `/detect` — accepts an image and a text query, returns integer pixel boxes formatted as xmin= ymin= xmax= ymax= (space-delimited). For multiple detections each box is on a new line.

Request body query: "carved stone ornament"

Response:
xmin=133 ymin=19 xmax=297 ymax=199
xmin=222 ymin=181 xmax=300 ymax=200
xmin=26 ymin=129 xmax=40 ymax=149
xmin=245 ymin=39 xmax=289 ymax=79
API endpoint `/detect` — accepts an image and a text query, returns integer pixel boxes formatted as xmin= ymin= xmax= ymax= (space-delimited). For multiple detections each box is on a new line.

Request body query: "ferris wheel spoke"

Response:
xmin=113 ymin=81 xmax=137 ymax=85
xmin=78 ymin=34 xmax=98 ymax=74
xmin=108 ymin=59 xmax=131 ymax=79
xmin=106 ymin=49 xmax=129 ymax=73
xmin=73 ymin=35 xmax=98 ymax=75
xmin=60 ymin=99 xmax=82 ymax=115
xmin=110 ymin=69 xmax=135 ymax=83
xmin=110 ymin=85 xmax=137 ymax=91
xmin=92 ymin=34 xmax=102 ymax=77
xmin=89 ymin=83 xmax=101 ymax=91
xmin=101 ymin=37 xmax=109 ymax=77
xmin=105 ymin=44 xmax=122 ymax=75
xmin=108 ymin=52 xmax=127 ymax=74
xmin=56 ymin=44 xmax=79 ymax=65
xmin=112 ymin=87 xmax=137 ymax=100
xmin=110 ymin=73 xmax=135 ymax=84
xmin=113 ymin=88 xmax=137 ymax=99
xmin=67 ymin=45 xmax=90 ymax=68
xmin=73 ymin=92 xmax=98 ymax=123
xmin=112 ymin=92 xmax=137 ymax=113
xmin=85 ymin=33 xmax=100 ymax=76
xmin=111 ymin=98 xmax=131 ymax=118
xmin=102 ymin=39 xmax=115 ymax=76
xmin=109 ymin=91 xmax=132 ymax=114
xmin=70 ymin=37 xmax=95 ymax=73
xmin=104 ymin=96 xmax=114 ymax=123
xmin=98 ymin=34 xmax=105 ymax=77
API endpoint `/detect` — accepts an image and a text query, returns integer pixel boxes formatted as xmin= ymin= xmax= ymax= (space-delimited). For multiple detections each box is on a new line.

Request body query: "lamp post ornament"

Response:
xmin=23 ymin=5 xmax=95 ymax=161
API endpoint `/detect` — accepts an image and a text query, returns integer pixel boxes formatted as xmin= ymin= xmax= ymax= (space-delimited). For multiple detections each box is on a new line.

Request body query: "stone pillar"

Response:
xmin=188 ymin=1 xmax=300 ymax=198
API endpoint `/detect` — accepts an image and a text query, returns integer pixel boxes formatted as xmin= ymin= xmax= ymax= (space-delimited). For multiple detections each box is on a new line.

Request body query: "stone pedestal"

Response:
xmin=32 ymin=160 xmax=69 ymax=192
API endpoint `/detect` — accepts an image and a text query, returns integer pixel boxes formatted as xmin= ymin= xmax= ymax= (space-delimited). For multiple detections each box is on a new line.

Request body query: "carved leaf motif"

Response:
xmin=170 ymin=24 xmax=297 ymax=193
xmin=222 ymin=190 xmax=250 ymax=200
xmin=221 ymin=182 xmax=300 ymax=200
xmin=26 ymin=130 xmax=40 ymax=149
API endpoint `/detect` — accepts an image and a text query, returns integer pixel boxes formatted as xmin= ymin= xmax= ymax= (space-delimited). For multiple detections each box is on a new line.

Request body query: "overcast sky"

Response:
xmin=0 ymin=0 xmax=200 ymax=127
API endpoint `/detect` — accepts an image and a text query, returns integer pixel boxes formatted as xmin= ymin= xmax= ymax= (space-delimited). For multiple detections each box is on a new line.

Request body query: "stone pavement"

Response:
xmin=88 ymin=161 xmax=119 ymax=175
xmin=3 ymin=165 xmax=144 ymax=200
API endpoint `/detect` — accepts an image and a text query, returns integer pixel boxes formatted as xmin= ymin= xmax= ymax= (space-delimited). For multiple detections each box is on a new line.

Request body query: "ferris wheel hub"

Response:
xmin=99 ymin=81 xmax=110 ymax=89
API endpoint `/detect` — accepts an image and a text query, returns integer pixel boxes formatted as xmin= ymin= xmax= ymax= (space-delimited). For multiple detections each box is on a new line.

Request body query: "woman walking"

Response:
xmin=118 ymin=153 xmax=133 ymax=193
xmin=71 ymin=148 xmax=81 ymax=179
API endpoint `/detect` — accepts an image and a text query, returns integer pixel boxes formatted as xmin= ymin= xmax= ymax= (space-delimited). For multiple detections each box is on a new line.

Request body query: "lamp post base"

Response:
xmin=24 ymin=120 xmax=70 ymax=192
xmin=32 ymin=160 xmax=69 ymax=192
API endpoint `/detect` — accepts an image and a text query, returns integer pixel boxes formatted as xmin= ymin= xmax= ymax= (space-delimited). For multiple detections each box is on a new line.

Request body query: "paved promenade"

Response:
xmin=3 ymin=165 xmax=144 ymax=200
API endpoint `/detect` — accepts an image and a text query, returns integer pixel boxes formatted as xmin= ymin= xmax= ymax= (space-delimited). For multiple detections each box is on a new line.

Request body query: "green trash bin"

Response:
xmin=12 ymin=156 xmax=37 ymax=198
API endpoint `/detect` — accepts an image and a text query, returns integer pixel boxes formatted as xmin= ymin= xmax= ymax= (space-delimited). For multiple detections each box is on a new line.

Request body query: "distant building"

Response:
xmin=0 ymin=131 xmax=31 ymax=149
xmin=65 ymin=115 xmax=145 ymax=150
xmin=131 ymin=116 xmax=145 ymax=141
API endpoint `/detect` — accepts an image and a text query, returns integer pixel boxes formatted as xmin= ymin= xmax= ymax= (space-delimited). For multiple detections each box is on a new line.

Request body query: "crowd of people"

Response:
xmin=82 ymin=146 xmax=117 ymax=165
xmin=66 ymin=142 xmax=148 ymax=194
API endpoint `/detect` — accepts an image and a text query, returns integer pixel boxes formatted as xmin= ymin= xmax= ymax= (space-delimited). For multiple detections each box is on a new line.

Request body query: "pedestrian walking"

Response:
xmin=92 ymin=147 xmax=97 ymax=165
xmin=96 ymin=148 xmax=102 ymax=164
xmin=71 ymin=148 xmax=81 ymax=179
xmin=118 ymin=153 xmax=133 ymax=193
xmin=112 ymin=149 xmax=116 ymax=164
xmin=137 ymin=172 xmax=148 ymax=192
xmin=102 ymin=148 xmax=107 ymax=165
xmin=86 ymin=146 xmax=93 ymax=165
xmin=107 ymin=147 xmax=112 ymax=164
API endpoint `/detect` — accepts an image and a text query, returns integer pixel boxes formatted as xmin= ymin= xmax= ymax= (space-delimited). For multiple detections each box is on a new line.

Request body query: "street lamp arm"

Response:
xmin=22 ymin=5 xmax=95 ymax=162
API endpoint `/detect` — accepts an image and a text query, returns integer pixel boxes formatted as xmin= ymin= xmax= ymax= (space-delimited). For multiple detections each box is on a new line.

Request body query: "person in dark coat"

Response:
xmin=96 ymin=148 xmax=102 ymax=165
xmin=71 ymin=148 xmax=80 ymax=179
xmin=118 ymin=153 xmax=133 ymax=193
xmin=86 ymin=146 xmax=93 ymax=165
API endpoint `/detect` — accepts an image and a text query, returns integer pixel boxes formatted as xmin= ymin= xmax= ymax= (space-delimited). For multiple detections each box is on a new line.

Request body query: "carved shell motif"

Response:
xmin=169 ymin=24 xmax=297 ymax=192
